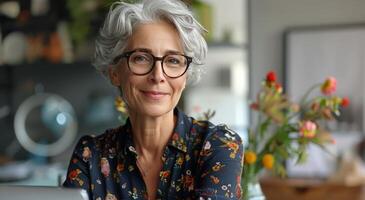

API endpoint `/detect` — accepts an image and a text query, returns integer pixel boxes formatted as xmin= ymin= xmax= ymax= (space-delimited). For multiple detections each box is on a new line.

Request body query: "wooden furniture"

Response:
xmin=260 ymin=177 xmax=365 ymax=200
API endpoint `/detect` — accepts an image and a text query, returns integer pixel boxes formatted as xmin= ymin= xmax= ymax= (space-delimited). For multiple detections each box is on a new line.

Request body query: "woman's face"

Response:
xmin=109 ymin=20 xmax=187 ymax=118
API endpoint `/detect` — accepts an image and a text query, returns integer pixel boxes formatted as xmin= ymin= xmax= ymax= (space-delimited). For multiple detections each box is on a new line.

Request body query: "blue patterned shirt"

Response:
xmin=63 ymin=109 xmax=243 ymax=200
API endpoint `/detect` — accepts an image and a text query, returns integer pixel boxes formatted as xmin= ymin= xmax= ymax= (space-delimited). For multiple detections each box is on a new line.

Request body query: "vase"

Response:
xmin=245 ymin=181 xmax=266 ymax=200
xmin=243 ymin=175 xmax=266 ymax=200
xmin=243 ymin=164 xmax=266 ymax=199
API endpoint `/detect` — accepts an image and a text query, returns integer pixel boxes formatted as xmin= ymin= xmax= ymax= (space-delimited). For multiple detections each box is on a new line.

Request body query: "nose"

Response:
xmin=148 ymin=59 xmax=166 ymax=83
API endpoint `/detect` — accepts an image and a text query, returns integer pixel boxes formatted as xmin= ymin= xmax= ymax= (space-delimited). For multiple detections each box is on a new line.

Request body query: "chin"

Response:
xmin=139 ymin=104 xmax=174 ymax=118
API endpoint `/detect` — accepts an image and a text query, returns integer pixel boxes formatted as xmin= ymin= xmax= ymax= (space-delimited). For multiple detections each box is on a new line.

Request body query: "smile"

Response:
xmin=141 ymin=90 xmax=169 ymax=100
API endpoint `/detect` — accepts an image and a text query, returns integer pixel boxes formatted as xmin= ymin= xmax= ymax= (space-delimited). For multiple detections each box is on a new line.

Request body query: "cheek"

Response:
xmin=120 ymin=75 xmax=142 ymax=102
xmin=173 ymin=78 xmax=187 ymax=96
xmin=118 ymin=65 xmax=134 ymax=89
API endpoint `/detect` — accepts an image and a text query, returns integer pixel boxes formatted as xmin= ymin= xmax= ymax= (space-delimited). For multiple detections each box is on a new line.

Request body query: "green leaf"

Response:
xmin=275 ymin=162 xmax=287 ymax=178
xmin=259 ymin=118 xmax=271 ymax=137
xmin=277 ymin=145 xmax=289 ymax=159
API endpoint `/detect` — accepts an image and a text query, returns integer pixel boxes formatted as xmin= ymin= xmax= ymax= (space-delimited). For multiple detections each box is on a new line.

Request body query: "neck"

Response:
xmin=129 ymin=110 xmax=175 ymax=160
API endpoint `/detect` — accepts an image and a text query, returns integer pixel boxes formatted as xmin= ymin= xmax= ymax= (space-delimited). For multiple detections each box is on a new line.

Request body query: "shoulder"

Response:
xmin=72 ymin=126 xmax=124 ymax=159
xmin=204 ymin=123 xmax=243 ymax=153
xmin=211 ymin=123 xmax=242 ymax=142
xmin=189 ymin=119 xmax=243 ymax=158
xmin=190 ymin=121 xmax=243 ymax=178
xmin=191 ymin=119 xmax=243 ymax=146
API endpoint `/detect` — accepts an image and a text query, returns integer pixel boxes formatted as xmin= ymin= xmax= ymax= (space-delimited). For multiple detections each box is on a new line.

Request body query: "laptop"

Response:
xmin=0 ymin=185 xmax=89 ymax=200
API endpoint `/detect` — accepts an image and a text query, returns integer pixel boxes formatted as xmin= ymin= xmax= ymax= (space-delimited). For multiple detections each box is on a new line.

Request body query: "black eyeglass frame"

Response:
xmin=112 ymin=50 xmax=193 ymax=78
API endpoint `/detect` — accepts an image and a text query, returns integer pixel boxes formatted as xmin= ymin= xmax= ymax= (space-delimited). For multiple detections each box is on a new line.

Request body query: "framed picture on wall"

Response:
xmin=284 ymin=24 xmax=365 ymax=178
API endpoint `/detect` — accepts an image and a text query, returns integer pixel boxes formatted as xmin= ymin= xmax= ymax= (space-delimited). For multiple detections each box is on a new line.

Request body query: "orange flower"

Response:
xmin=262 ymin=154 xmax=275 ymax=169
xmin=341 ymin=97 xmax=350 ymax=107
xmin=210 ymin=176 xmax=220 ymax=184
xmin=212 ymin=162 xmax=224 ymax=171
xmin=321 ymin=76 xmax=337 ymax=95
xmin=244 ymin=151 xmax=257 ymax=164
xmin=117 ymin=163 xmax=124 ymax=172
xmin=227 ymin=141 xmax=239 ymax=151
xmin=299 ymin=121 xmax=317 ymax=138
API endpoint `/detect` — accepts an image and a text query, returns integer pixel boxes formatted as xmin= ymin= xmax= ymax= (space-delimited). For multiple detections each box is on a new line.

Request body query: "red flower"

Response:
xmin=341 ymin=97 xmax=350 ymax=107
xmin=250 ymin=102 xmax=259 ymax=110
xmin=266 ymin=71 xmax=276 ymax=83
xmin=321 ymin=77 xmax=337 ymax=95
xmin=161 ymin=170 xmax=170 ymax=178
xmin=68 ymin=170 xmax=79 ymax=180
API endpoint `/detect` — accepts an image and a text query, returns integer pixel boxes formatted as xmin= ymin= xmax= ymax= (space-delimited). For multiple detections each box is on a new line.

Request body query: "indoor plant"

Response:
xmin=243 ymin=71 xmax=350 ymax=199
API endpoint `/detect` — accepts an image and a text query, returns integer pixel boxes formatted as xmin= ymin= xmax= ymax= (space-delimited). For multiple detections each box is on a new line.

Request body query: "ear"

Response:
xmin=108 ymin=66 xmax=121 ymax=86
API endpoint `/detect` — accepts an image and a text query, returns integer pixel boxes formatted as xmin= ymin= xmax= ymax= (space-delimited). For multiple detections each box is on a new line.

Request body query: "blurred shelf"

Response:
xmin=205 ymin=43 xmax=247 ymax=68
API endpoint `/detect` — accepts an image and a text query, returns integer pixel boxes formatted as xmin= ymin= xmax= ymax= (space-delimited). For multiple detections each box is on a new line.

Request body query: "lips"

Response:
xmin=141 ymin=90 xmax=169 ymax=100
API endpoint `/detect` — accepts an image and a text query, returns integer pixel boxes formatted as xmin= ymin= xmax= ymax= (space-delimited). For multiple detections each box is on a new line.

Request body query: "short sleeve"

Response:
xmin=63 ymin=135 xmax=94 ymax=197
xmin=195 ymin=125 xmax=244 ymax=199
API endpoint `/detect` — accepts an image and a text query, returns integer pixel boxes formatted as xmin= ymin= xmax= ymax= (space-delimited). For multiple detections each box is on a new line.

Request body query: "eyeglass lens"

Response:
xmin=128 ymin=51 xmax=188 ymax=78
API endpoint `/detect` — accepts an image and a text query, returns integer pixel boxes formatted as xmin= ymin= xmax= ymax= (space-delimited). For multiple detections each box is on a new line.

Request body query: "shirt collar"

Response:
xmin=120 ymin=119 xmax=138 ymax=157
xmin=167 ymin=108 xmax=190 ymax=153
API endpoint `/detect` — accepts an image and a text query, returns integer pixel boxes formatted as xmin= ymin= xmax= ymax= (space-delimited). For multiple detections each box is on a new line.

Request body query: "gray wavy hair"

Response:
xmin=93 ymin=0 xmax=208 ymax=84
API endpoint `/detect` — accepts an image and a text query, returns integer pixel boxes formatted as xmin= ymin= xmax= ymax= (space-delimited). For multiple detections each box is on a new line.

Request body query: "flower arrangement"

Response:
xmin=243 ymin=71 xmax=350 ymax=198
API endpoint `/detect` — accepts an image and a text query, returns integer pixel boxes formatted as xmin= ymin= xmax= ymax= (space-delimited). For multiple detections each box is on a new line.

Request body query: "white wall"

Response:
xmin=249 ymin=0 xmax=365 ymax=97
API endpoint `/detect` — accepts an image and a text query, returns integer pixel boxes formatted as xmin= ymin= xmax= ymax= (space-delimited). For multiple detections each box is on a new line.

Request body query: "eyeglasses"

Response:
xmin=112 ymin=49 xmax=193 ymax=78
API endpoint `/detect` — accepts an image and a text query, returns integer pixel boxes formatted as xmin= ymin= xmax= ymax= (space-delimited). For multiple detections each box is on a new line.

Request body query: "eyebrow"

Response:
xmin=132 ymin=48 xmax=183 ymax=55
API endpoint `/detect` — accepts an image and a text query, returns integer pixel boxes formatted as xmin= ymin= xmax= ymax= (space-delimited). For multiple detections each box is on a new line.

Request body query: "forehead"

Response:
xmin=126 ymin=20 xmax=184 ymax=52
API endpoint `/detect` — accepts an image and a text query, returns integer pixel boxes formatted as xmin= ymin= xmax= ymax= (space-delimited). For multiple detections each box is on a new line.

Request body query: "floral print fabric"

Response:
xmin=63 ymin=109 xmax=243 ymax=199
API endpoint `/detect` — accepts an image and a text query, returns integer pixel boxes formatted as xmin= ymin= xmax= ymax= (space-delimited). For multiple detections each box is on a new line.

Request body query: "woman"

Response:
xmin=63 ymin=0 xmax=243 ymax=199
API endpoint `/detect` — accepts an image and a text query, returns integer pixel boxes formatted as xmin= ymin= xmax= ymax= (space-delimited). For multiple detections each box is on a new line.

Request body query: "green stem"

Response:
xmin=253 ymin=112 xmax=263 ymax=152
xmin=299 ymin=83 xmax=321 ymax=106
xmin=257 ymin=123 xmax=296 ymax=159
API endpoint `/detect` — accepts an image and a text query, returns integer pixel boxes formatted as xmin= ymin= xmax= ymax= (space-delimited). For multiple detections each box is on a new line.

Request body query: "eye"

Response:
xmin=167 ymin=58 xmax=180 ymax=64
xmin=130 ymin=53 xmax=151 ymax=64
xmin=165 ymin=55 xmax=184 ymax=66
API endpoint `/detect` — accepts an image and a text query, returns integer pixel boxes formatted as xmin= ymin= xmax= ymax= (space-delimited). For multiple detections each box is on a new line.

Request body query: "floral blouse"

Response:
xmin=63 ymin=108 xmax=243 ymax=200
